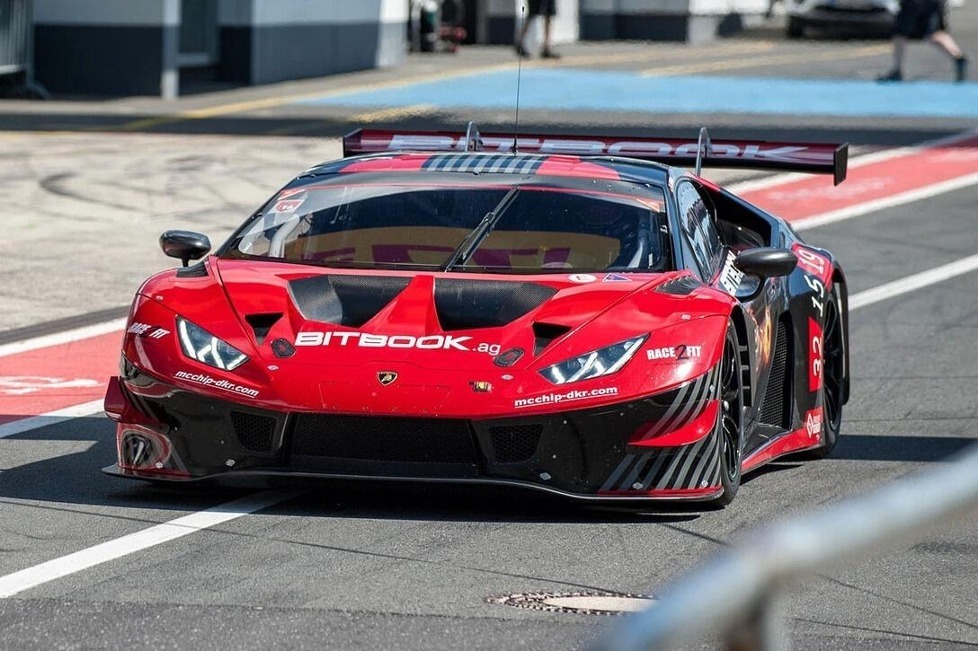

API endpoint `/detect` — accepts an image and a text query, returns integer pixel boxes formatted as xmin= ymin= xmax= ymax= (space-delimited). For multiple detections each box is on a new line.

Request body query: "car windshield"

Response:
xmin=225 ymin=178 xmax=668 ymax=273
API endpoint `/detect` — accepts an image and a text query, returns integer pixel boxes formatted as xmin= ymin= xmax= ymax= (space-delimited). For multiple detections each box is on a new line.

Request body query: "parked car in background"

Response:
xmin=785 ymin=0 xmax=898 ymax=37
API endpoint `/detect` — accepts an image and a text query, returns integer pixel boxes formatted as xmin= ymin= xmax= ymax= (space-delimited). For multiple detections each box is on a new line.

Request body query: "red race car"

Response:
xmin=103 ymin=126 xmax=850 ymax=506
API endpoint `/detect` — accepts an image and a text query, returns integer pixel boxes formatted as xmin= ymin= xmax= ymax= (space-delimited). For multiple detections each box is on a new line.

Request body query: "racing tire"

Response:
xmin=787 ymin=17 xmax=804 ymax=38
xmin=712 ymin=322 xmax=745 ymax=507
xmin=808 ymin=286 xmax=844 ymax=458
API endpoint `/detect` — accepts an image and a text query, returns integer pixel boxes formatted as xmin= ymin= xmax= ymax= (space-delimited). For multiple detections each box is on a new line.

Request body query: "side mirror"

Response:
xmin=734 ymin=248 xmax=797 ymax=278
xmin=160 ymin=230 xmax=211 ymax=267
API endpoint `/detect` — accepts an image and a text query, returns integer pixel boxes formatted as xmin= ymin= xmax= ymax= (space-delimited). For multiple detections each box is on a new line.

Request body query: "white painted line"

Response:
xmin=793 ymin=172 xmax=978 ymax=232
xmin=0 ymin=400 xmax=104 ymax=439
xmin=0 ymin=318 xmax=127 ymax=359
xmin=0 ymin=490 xmax=296 ymax=599
xmin=848 ymin=253 xmax=978 ymax=310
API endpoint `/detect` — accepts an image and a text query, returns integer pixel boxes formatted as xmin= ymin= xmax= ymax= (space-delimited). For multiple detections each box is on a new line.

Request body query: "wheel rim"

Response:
xmin=822 ymin=295 xmax=844 ymax=433
xmin=720 ymin=336 xmax=742 ymax=484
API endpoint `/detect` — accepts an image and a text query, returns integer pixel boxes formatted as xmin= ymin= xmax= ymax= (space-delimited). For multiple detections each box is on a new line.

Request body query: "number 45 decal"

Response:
xmin=804 ymin=274 xmax=826 ymax=318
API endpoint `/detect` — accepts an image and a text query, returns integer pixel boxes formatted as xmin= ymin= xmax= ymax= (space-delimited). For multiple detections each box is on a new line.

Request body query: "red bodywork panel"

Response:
xmin=121 ymin=257 xmax=734 ymax=423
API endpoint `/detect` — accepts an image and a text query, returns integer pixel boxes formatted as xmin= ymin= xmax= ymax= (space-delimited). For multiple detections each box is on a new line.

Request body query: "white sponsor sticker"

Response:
xmin=569 ymin=274 xmax=597 ymax=283
xmin=127 ymin=322 xmax=170 ymax=339
xmin=174 ymin=371 xmax=259 ymax=398
xmin=718 ymin=251 xmax=745 ymax=295
xmin=646 ymin=345 xmax=702 ymax=361
xmin=806 ymin=408 xmax=823 ymax=439
xmin=514 ymin=386 xmax=618 ymax=409
xmin=294 ymin=332 xmax=501 ymax=355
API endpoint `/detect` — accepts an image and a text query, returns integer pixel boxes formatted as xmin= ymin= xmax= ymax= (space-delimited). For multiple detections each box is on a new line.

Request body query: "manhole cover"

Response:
xmin=488 ymin=591 xmax=655 ymax=615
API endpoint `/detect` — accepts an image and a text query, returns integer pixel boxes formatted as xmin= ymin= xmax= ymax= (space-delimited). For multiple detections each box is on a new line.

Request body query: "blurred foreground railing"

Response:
xmin=594 ymin=442 xmax=978 ymax=650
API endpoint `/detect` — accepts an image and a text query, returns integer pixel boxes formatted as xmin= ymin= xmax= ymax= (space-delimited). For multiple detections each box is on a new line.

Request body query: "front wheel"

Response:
xmin=712 ymin=322 xmax=744 ymax=506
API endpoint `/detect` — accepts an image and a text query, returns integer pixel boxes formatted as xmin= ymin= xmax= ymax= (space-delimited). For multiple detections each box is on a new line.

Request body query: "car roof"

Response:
xmin=301 ymin=152 xmax=671 ymax=186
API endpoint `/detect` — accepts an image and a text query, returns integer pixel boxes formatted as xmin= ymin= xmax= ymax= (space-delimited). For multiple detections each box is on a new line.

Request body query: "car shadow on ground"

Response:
xmin=2 ymin=416 xmax=975 ymax=525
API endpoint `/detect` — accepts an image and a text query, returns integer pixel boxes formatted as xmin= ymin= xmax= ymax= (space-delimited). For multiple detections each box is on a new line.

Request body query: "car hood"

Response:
xmin=214 ymin=260 xmax=714 ymax=368
xmin=129 ymin=258 xmax=733 ymax=416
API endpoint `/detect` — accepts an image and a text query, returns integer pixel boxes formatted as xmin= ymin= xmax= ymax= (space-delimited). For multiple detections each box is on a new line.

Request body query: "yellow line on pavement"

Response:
xmin=640 ymin=44 xmax=889 ymax=76
xmin=351 ymin=104 xmax=436 ymax=123
xmin=538 ymin=41 xmax=778 ymax=68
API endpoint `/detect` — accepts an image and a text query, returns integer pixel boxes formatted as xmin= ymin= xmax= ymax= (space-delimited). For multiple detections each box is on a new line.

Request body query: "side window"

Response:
xmin=675 ymin=181 xmax=723 ymax=279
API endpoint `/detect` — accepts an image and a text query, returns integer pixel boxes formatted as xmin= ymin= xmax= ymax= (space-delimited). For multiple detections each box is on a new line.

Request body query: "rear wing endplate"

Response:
xmin=343 ymin=126 xmax=848 ymax=185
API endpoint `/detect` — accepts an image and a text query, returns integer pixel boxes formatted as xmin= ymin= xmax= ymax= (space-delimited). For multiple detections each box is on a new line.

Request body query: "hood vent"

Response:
xmin=657 ymin=275 xmax=702 ymax=296
xmin=245 ymin=313 xmax=282 ymax=345
xmin=532 ymin=322 xmax=572 ymax=355
xmin=434 ymin=279 xmax=557 ymax=331
xmin=288 ymin=275 xmax=411 ymax=326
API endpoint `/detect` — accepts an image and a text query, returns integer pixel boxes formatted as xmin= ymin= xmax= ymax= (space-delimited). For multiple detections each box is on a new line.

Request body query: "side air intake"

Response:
xmin=288 ymin=275 xmax=411 ymax=326
xmin=434 ymin=279 xmax=557 ymax=330
xmin=759 ymin=319 xmax=792 ymax=429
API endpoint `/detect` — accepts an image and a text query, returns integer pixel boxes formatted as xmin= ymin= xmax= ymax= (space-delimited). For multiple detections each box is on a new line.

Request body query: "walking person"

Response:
xmin=515 ymin=0 xmax=560 ymax=59
xmin=878 ymin=0 xmax=968 ymax=82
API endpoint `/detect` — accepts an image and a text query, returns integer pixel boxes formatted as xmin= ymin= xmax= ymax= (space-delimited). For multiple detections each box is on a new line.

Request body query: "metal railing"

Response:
xmin=593 ymin=442 xmax=978 ymax=650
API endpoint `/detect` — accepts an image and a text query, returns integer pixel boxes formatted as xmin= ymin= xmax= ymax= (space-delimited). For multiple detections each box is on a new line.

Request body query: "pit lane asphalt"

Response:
xmin=3 ymin=20 xmax=978 ymax=651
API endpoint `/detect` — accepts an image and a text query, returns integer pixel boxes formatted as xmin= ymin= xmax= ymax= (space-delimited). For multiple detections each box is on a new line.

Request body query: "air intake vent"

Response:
xmin=759 ymin=320 xmax=791 ymax=428
xmin=230 ymin=411 xmax=278 ymax=454
xmin=532 ymin=322 xmax=571 ymax=355
xmin=291 ymin=415 xmax=478 ymax=464
xmin=656 ymin=275 xmax=700 ymax=295
xmin=288 ymin=275 xmax=411 ymax=326
xmin=245 ymin=313 xmax=282 ymax=345
xmin=489 ymin=424 xmax=542 ymax=463
xmin=434 ymin=279 xmax=556 ymax=330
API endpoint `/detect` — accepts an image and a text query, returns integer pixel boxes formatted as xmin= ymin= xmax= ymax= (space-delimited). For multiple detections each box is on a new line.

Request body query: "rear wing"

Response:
xmin=342 ymin=125 xmax=848 ymax=185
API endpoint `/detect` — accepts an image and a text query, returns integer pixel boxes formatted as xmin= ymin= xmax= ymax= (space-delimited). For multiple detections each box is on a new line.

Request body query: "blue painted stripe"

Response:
xmin=298 ymin=68 xmax=978 ymax=119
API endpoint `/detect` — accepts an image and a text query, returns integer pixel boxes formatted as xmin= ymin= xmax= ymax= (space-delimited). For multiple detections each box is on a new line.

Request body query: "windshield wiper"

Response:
xmin=443 ymin=187 xmax=520 ymax=271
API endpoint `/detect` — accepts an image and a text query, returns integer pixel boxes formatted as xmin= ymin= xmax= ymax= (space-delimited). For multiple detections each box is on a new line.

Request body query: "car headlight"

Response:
xmin=176 ymin=317 xmax=249 ymax=371
xmin=540 ymin=335 xmax=647 ymax=385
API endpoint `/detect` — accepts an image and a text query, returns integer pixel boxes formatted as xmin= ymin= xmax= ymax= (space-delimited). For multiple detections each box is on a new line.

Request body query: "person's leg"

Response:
xmin=541 ymin=15 xmax=561 ymax=57
xmin=929 ymin=30 xmax=961 ymax=57
xmin=879 ymin=35 xmax=907 ymax=80
xmin=516 ymin=13 xmax=534 ymax=57
xmin=930 ymin=31 xmax=968 ymax=80
xmin=540 ymin=0 xmax=560 ymax=58
xmin=922 ymin=0 xmax=967 ymax=80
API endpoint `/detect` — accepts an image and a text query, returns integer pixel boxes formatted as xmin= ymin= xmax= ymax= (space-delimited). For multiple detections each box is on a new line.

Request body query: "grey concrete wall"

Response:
xmin=219 ymin=0 xmax=406 ymax=86
xmin=32 ymin=0 xmax=406 ymax=96
xmin=33 ymin=0 xmax=177 ymax=96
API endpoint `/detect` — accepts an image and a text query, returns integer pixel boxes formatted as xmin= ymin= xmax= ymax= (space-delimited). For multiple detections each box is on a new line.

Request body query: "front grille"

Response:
xmin=759 ymin=320 xmax=791 ymax=428
xmin=489 ymin=425 xmax=542 ymax=463
xmin=230 ymin=411 xmax=277 ymax=453
xmin=291 ymin=415 xmax=478 ymax=464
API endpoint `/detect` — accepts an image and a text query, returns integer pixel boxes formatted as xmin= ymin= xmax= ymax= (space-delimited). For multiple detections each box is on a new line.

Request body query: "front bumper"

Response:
xmin=104 ymin=367 xmax=723 ymax=501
